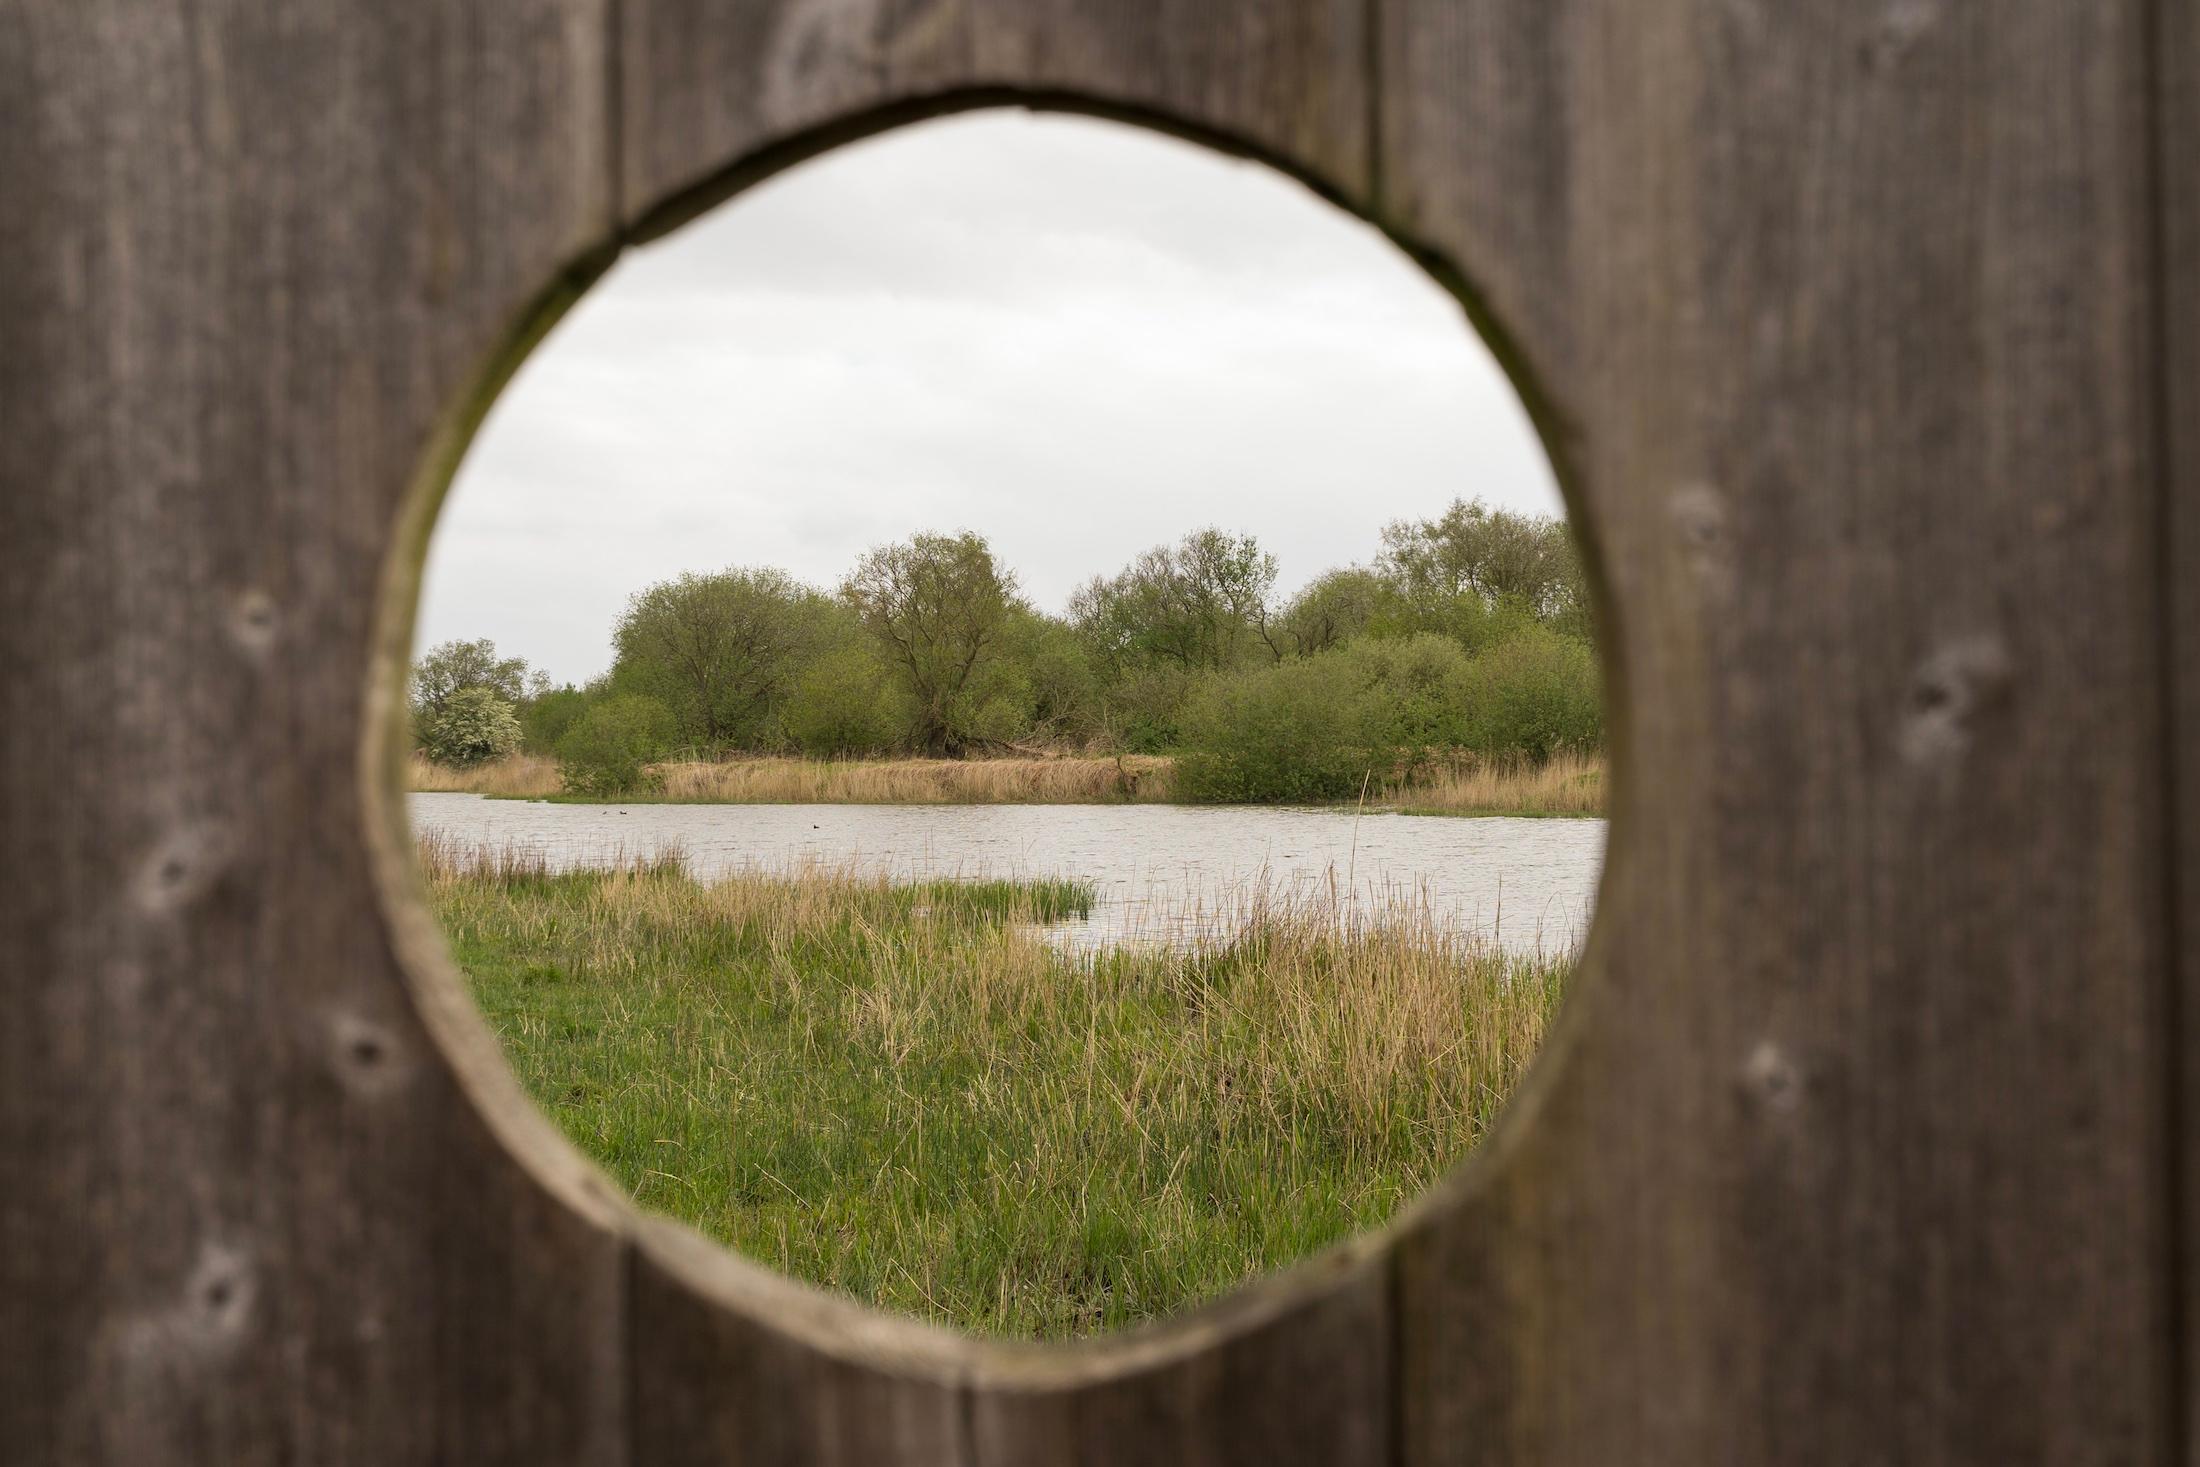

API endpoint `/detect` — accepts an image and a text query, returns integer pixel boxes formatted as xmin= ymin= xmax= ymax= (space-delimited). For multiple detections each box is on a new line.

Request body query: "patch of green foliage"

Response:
xmin=1173 ymin=631 xmax=1602 ymax=803
xmin=421 ymin=497 xmax=1606 ymax=791
xmin=429 ymin=859 xmax=1566 ymax=1338
xmin=555 ymin=693 xmax=676 ymax=796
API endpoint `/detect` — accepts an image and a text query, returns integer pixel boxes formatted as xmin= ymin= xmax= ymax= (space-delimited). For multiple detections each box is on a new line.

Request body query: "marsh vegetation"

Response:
xmin=423 ymin=835 xmax=1570 ymax=1337
xmin=410 ymin=748 xmax=1605 ymax=817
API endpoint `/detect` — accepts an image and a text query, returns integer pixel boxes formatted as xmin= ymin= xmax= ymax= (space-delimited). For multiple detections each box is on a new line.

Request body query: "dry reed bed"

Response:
xmin=1384 ymin=750 xmax=1605 ymax=816
xmin=409 ymin=750 xmax=1605 ymax=815
xmin=655 ymin=753 xmax=1175 ymax=804
xmin=420 ymin=835 xmax=1570 ymax=1336
xmin=407 ymin=751 xmax=563 ymax=796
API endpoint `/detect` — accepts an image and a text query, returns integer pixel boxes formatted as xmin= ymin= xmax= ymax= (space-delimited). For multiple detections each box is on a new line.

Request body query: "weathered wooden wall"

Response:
xmin=0 ymin=2 xmax=2184 ymax=1464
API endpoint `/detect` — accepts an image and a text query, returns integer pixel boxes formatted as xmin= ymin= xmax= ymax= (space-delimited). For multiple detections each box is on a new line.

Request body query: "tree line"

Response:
xmin=410 ymin=497 xmax=1602 ymax=800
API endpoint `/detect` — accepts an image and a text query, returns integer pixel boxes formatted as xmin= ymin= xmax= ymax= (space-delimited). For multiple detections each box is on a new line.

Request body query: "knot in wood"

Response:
xmin=190 ymin=1245 xmax=254 ymax=1335
xmin=226 ymin=587 xmax=280 ymax=657
xmin=330 ymin=1011 xmax=413 ymax=1098
xmin=1897 ymin=634 xmax=2013 ymax=770
xmin=132 ymin=823 xmax=234 ymax=917
xmin=1862 ymin=0 xmax=1942 ymax=72
xmin=1741 ymin=1040 xmax=1802 ymax=1113
xmin=1668 ymin=483 xmax=1734 ymax=599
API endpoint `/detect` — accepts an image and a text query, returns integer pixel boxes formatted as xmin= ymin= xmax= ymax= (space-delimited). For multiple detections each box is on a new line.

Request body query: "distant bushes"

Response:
xmin=519 ymin=684 xmax=593 ymax=756
xmin=1175 ymin=658 xmax=1370 ymax=803
xmin=413 ymin=495 xmax=1608 ymax=798
xmin=1174 ymin=631 xmax=1602 ymax=803
xmin=781 ymin=647 xmax=905 ymax=757
xmin=1451 ymin=625 xmax=1602 ymax=762
xmin=554 ymin=694 xmax=676 ymax=797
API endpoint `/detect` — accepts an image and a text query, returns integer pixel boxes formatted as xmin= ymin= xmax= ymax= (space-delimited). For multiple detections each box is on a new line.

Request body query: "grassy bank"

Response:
xmin=409 ymin=750 xmax=1604 ymax=817
xmin=422 ymin=837 xmax=1570 ymax=1338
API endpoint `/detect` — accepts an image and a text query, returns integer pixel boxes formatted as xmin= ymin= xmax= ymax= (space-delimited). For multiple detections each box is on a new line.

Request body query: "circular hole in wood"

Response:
xmin=398 ymin=109 xmax=1605 ymax=1340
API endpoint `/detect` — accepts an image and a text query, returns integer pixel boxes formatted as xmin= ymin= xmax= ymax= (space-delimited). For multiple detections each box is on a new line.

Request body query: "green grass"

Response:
xmin=423 ymin=840 xmax=1569 ymax=1338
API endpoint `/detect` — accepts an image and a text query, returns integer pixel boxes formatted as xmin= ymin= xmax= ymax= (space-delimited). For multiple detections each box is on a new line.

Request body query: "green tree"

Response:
xmin=611 ymin=568 xmax=839 ymax=752
xmin=519 ymin=682 xmax=596 ymax=755
xmin=1002 ymin=609 xmax=1100 ymax=745
xmin=781 ymin=646 xmax=908 ymax=756
xmin=1277 ymin=567 xmax=1390 ymax=656
xmin=1378 ymin=498 xmax=1589 ymax=636
xmin=1456 ymin=626 xmax=1603 ymax=760
xmin=411 ymin=638 xmax=540 ymax=720
xmin=555 ymin=693 xmax=677 ymax=797
xmin=1069 ymin=528 xmax=1281 ymax=675
xmin=1174 ymin=656 xmax=1374 ymax=803
xmin=840 ymin=531 xmax=1021 ymax=756
xmin=1337 ymin=634 xmax=1477 ymax=754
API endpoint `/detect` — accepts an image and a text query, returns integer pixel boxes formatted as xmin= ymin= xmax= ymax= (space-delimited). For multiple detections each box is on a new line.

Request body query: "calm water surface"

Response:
xmin=407 ymin=794 xmax=1606 ymax=956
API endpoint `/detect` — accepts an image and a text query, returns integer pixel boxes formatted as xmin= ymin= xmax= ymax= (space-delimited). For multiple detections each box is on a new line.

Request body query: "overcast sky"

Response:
xmin=417 ymin=110 xmax=1560 ymax=686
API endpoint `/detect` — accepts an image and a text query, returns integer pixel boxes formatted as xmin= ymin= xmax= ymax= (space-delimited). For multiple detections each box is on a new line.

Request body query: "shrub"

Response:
xmin=1174 ymin=656 xmax=1376 ymax=802
xmin=1172 ymin=627 xmax=1603 ymax=801
xmin=555 ymin=694 xmax=676 ymax=797
xmin=949 ymin=659 xmax=1039 ymax=751
xmin=1335 ymin=634 xmax=1476 ymax=754
xmin=417 ymin=687 xmax=523 ymax=767
xmin=781 ymin=648 xmax=907 ymax=756
xmin=1456 ymin=627 xmax=1603 ymax=760
xmin=611 ymin=568 xmax=841 ymax=751
xmin=1104 ymin=666 xmax=1199 ymax=754
xmin=1006 ymin=610 xmax=1102 ymax=743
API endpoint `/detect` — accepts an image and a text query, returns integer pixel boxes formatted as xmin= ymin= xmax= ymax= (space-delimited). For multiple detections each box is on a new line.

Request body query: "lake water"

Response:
xmin=406 ymin=794 xmax=1606 ymax=956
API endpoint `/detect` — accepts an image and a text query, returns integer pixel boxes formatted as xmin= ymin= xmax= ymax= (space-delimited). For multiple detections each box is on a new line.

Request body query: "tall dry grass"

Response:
xmin=406 ymin=752 xmax=563 ymax=797
xmin=1383 ymin=750 xmax=1605 ymax=817
xmin=409 ymin=749 xmax=1607 ymax=816
xmin=423 ymin=835 xmax=1569 ymax=1337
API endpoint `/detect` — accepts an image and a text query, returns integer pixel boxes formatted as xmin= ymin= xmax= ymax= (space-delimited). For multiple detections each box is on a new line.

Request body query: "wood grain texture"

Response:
xmin=1380 ymin=2 xmax=2173 ymax=1463
xmin=1 ymin=2 xmax=2184 ymax=1464
xmin=618 ymin=0 xmax=1372 ymax=237
xmin=2157 ymin=0 xmax=2200 ymax=1456
xmin=628 ymin=1218 xmax=974 ymax=1466
xmin=0 ymin=4 xmax=629 ymax=1464
xmin=965 ymin=1239 xmax=1390 ymax=1467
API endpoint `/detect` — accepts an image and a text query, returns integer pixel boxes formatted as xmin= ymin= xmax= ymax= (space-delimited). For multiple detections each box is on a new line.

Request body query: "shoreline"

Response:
xmin=409 ymin=751 xmax=1607 ymax=819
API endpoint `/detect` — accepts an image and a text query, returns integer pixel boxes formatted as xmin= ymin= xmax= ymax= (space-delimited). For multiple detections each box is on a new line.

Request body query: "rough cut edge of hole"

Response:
xmin=358 ymin=84 xmax=1617 ymax=1380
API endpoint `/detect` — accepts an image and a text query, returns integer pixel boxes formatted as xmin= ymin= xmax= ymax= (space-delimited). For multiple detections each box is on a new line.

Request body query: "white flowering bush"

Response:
xmin=417 ymin=686 xmax=523 ymax=767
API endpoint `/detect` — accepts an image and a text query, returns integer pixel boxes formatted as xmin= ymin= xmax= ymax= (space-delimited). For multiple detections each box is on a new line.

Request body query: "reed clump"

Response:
xmin=1379 ymin=750 xmax=1606 ymax=817
xmin=423 ymin=837 xmax=1569 ymax=1338
xmin=407 ymin=751 xmax=564 ymax=797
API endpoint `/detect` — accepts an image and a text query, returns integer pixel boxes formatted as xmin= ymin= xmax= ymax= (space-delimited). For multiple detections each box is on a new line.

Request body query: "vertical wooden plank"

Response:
xmin=628 ymin=1220 xmax=973 ymax=1466
xmin=1379 ymin=2 xmax=2173 ymax=1463
xmin=2156 ymin=0 xmax=2200 ymax=1456
xmin=0 ymin=5 xmax=630 ymax=1464
xmin=628 ymin=1169 xmax=1391 ymax=1467
xmin=617 ymin=0 xmax=1372 ymax=238
xmin=967 ymin=1242 xmax=1390 ymax=1467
